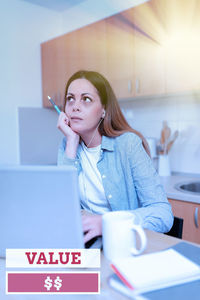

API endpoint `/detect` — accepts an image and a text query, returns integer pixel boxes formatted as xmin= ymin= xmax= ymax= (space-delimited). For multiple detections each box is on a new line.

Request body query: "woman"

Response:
xmin=57 ymin=70 xmax=173 ymax=244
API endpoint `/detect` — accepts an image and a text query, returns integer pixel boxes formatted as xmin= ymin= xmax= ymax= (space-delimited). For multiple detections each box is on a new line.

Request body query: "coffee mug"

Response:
xmin=102 ymin=211 xmax=147 ymax=261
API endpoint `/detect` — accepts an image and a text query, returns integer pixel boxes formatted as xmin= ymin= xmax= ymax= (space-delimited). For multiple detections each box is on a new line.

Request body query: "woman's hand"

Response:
xmin=82 ymin=211 xmax=102 ymax=243
xmin=57 ymin=112 xmax=80 ymax=158
xmin=57 ymin=112 xmax=79 ymax=141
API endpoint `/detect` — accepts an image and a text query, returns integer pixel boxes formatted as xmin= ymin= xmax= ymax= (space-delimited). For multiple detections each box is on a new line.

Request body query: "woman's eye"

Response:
xmin=83 ymin=97 xmax=92 ymax=103
xmin=67 ymin=96 xmax=74 ymax=102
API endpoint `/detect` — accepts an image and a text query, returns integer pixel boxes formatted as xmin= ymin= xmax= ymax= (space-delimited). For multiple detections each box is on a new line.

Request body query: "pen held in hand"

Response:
xmin=47 ymin=96 xmax=61 ymax=114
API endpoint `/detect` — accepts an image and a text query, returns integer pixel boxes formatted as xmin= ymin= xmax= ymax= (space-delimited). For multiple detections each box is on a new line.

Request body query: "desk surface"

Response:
xmin=0 ymin=231 xmax=185 ymax=300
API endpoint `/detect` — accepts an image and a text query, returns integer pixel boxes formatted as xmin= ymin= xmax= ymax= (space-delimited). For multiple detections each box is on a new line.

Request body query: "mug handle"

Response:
xmin=130 ymin=224 xmax=147 ymax=255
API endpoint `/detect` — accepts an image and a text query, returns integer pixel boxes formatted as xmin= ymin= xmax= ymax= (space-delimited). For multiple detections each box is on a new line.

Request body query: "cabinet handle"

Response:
xmin=194 ymin=207 xmax=199 ymax=228
xmin=128 ymin=80 xmax=132 ymax=93
xmin=135 ymin=79 xmax=140 ymax=93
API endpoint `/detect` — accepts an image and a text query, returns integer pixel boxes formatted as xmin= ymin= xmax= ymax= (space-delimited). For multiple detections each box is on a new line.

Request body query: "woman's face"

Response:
xmin=65 ymin=78 xmax=104 ymax=135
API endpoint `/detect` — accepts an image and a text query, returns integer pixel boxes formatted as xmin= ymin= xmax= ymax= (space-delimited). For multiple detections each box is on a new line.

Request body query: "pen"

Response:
xmin=47 ymin=96 xmax=61 ymax=114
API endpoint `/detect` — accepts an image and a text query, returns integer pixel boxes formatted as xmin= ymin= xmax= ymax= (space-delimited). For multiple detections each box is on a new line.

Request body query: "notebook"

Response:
xmin=0 ymin=165 xmax=101 ymax=258
xmin=109 ymin=247 xmax=200 ymax=295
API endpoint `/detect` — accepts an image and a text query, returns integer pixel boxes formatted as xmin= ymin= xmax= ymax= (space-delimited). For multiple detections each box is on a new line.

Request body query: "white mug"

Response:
xmin=102 ymin=211 xmax=147 ymax=261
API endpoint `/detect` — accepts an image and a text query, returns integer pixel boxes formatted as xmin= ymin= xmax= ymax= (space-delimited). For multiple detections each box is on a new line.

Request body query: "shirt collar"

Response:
xmin=101 ymin=135 xmax=114 ymax=151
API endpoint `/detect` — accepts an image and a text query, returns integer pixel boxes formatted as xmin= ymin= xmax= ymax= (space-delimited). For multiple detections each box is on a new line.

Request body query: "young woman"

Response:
xmin=57 ymin=70 xmax=173 ymax=243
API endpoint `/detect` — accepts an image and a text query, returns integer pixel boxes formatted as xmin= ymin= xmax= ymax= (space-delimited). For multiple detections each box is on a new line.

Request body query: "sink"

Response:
xmin=175 ymin=181 xmax=200 ymax=195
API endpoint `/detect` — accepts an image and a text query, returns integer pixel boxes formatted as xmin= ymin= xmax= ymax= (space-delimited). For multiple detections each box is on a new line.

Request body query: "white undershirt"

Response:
xmin=78 ymin=141 xmax=109 ymax=214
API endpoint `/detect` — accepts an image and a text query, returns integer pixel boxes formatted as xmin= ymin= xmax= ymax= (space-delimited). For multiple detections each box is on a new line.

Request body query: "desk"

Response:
xmin=0 ymin=231 xmax=191 ymax=300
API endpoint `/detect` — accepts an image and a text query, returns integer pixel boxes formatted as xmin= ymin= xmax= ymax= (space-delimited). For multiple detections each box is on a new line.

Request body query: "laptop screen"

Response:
xmin=0 ymin=165 xmax=84 ymax=257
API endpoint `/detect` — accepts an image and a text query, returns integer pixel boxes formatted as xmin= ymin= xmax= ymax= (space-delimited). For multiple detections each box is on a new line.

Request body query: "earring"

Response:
xmin=102 ymin=110 xmax=106 ymax=118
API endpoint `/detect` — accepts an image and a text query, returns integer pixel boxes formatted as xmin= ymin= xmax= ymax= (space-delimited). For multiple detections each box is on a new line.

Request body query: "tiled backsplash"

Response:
xmin=119 ymin=91 xmax=200 ymax=174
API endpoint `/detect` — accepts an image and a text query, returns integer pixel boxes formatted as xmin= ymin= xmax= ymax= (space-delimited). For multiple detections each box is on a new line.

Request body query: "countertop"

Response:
xmin=160 ymin=175 xmax=200 ymax=204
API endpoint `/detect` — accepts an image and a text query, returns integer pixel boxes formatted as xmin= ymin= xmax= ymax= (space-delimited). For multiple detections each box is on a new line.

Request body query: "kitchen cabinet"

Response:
xmin=41 ymin=13 xmax=135 ymax=104
xmin=41 ymin=0 xmax=200 ymax=106
xmin=159 ymin=0 xmax=200 ymax=93
xmin=41 ymin=1 xmax=166 ymax=105
xmin=41 ymin=36 xmax=65 ymax=108
xmin=130 ymin=0 xmax=200 ymax=95
xmin=69 ymin=20 xmax=107 ymax=77
xmin=105 ymin=11 xmax=135 ymax=98
xmin=133 ymin=34 xmax=165 ymax=96
xmin=131 ymin=2 xmax=165 ymax=96
xmin=168 ymin=198 xmax=200 ymax=244
xmin=105 ymin=6 xmax=165 ymax=98
xmin=41 ymin=19 xmax=107 ymax=108
xmin=164 ymin=35 xmax=200 ymax=94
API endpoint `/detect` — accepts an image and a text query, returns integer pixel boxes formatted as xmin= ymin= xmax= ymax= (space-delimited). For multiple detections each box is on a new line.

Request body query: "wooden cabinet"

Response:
xmin=41 ymin=1 xmax=167 ymax=105
xmin=133 ymin=34 xmax=165 ymax=96
xmin=105 ymin=2 xmax=166 ymax=98
xmin=41 ymin=4 xmax=165 ymax=105
xmin=41 ymin=0 xmax=200 ymax=106
xmin=105 ymin=11 xmax=135 ymax=98
xmin=41 ymin=19 xmax=107 ymax=108
xmin=131 ymin=2 xmax=166 ymax=96
xmin=160 ymin=0 xmax=200 ymax=93
xmin=169 ymin=198 xmax=200 ymax=244
xmin=41 ymin=36 xmax=65 ymax=108
xmin=71 ymin=20 xmax=107 ymax=76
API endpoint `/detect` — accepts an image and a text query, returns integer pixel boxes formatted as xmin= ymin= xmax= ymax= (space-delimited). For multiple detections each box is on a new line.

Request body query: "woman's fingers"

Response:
xmin=57 ymin=112 xmax=69 ymax=128
xmin=57 ymin=112 xmax=75 ymax=138
xmin=82 ymin=214 xmax=102 ymax=243
xmin=84 ymin=230 xmax=96 ymax=244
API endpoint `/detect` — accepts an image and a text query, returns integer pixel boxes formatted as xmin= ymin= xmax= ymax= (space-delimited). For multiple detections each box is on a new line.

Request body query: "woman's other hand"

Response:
xmin=82 ymin=211 xmax=102 ymax=243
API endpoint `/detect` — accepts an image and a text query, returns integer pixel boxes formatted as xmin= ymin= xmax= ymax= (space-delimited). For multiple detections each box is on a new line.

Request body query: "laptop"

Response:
xmin=0 ymin=165 xmax=101 ymax=258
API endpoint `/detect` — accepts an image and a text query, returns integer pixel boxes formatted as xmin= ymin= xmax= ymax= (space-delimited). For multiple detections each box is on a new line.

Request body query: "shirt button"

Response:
xmin=108 ymin=194 xmax=112 ymax=199
xmin=75 ymin=161 xmax=78 ymax=165
xmin=102 ymin=174 xmax=106 ymax=179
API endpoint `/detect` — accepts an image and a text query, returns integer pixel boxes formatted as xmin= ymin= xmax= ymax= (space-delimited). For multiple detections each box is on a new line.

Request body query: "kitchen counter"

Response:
xmin=160 ymin=175 xmax=200 ymax=204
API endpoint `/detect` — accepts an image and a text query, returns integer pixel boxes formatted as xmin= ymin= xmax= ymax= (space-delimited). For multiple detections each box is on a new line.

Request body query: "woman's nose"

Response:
xmin=72 ymin=101 xmax=81 ymax=111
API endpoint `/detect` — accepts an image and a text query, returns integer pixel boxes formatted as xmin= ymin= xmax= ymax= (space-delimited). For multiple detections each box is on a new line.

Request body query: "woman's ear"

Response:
xmin=102 ymin=110 xmax=106 ymax=118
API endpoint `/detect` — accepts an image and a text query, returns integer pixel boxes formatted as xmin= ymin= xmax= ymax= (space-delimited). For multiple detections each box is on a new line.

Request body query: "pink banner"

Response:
xmin=7 ymin=272 xmax=100 ymax=294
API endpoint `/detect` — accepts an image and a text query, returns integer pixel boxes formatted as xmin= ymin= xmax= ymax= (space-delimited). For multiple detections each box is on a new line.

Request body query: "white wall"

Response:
xmin=120 ymin=92 xmax=200 ymax=174
xmin=0 ymin=0 xmax=62 ymax=164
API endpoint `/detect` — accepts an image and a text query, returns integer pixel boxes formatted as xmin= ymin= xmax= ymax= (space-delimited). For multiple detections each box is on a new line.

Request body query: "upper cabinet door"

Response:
xmin=131 ymin=2 xmax=165 ymax=96
xmin=71 ymin=20 xmax=107 ymax=76
xmin=41 ymin=37 xmax=65 ymax=108
xmin=105 ymin=11 xmax=135 ymax=99
xmin=105 ymin=4 xmax=166 ymax=98
xmin=133 ymin=34 xmax=165 ymax=96
xmin=41 ymin=19 xmax=107 ymax=108
xmin=131 ymin=0 xmax=200 ymax=95
xmin=163 ymin=0 xmax=200 ymax=93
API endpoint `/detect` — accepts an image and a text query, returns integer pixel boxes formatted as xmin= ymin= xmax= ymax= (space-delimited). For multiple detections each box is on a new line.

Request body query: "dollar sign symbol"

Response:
xmin=54 ymin=276 xmax=62 ymax=291
xmin=44 ymin=276 xmax=53 ymax=291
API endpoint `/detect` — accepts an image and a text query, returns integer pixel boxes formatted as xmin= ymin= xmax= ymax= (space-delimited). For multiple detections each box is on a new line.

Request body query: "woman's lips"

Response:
xmin=71 ymin=117 xmax=83 ymax=121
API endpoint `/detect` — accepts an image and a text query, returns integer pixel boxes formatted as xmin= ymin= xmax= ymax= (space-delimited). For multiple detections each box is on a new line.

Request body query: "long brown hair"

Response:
xmin=64 ymin=70 xmax=150 ymax=156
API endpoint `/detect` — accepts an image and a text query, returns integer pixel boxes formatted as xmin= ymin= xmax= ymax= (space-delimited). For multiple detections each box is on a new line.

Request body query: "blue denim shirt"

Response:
xmin=57 ymin=132 xmax=173 ymax=233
